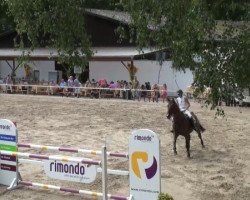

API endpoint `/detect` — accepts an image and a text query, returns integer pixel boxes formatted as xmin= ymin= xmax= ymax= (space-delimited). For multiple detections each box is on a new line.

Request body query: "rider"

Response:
xmin=176 ymin=89 xmax=205 ymax=132
xmin=176 ymin=89 xmax=192 ymax=118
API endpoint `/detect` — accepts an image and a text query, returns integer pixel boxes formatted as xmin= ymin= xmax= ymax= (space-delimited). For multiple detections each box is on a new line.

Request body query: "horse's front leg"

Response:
xmin=185 ymin=134 xmax=191 ymax=158
xmin=173 ymin=133 xmax=178 ymax=155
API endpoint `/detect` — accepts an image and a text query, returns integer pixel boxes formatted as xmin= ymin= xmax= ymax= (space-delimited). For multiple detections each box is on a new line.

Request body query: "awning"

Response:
xmin=0 ymin=47 xmax=162 ymax=61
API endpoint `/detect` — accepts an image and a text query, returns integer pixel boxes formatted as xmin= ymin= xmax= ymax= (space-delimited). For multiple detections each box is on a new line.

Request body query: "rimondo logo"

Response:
xmin=131 ymin=151 xmax=157 ymax=179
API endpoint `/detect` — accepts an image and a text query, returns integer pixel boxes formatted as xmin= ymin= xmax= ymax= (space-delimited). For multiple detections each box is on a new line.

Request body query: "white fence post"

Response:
xmin=102 ymin=146 xmax=108 ymax=200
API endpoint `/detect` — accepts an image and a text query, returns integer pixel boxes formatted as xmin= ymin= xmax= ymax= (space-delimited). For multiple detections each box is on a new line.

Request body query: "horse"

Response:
xmin=166 ymin=98 xmax=205 ymax=158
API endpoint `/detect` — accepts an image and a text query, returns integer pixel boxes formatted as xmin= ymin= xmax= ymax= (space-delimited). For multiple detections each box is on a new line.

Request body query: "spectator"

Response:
xmin=151 ymin=84 xmax=159 ymax=103
xmin=123 ymin=81 xmax=129 ymax=100
xmin=74 ymin=77 xmax=81 ymax=98
xmin=67 ymin=76 xmax=74 ymax=96
xmin=140 ymin=84 xmax=147 ymax=102
xmin=114 ymin=81 xmax=121 ymax=98
xmin=5 ymin=75 xmax=13 ymax=93
xmin=161 ymin=83 xmax=168 ymax=102
xmin=145 ymin=82 xmax=151 ymax=102
xmin=91 ymin=78 xmax=97 ymax=85
xmin=47 ymin=80 xmax=57 ymax=95
xmin=59 ymin=79 xmax=66 ymax=96
xmin=90 ymin=84 xmax=99 ymax=99
xmin=132 ymin=76 xmax=140 ymax=100
xmin=98 ymin=79 xmax=108 ymax=87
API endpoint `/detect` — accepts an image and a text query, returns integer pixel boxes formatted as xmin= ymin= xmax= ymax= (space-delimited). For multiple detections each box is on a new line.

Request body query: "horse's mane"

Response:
xmin=167 ymin=97 xmax=181 ymax=118
xmin=172 ymin=98 xmax=180 ymax=112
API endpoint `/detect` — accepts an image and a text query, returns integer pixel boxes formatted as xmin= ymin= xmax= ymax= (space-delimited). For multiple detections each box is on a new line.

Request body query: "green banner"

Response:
xmin=0 ymin=144 xmax=17 ymax=151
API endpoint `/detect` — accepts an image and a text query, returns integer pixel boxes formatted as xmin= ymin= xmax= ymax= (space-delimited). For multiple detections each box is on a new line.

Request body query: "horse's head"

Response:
xmin=166 ymin=97 xmax=179 ymax=119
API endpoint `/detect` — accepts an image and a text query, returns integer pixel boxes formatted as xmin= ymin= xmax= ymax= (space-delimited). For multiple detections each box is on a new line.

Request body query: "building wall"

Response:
xmin=0 ymin=60 xmax=55 ymax=82
xmin=89 ymin=60 xmax=194 ymax=93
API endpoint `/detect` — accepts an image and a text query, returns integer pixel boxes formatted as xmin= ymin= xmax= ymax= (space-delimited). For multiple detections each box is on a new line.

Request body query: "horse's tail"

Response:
xmin=199 ymin=124 xmax=206 ymax=132
xmin=191 ymin=112 xmax=206 ymax=133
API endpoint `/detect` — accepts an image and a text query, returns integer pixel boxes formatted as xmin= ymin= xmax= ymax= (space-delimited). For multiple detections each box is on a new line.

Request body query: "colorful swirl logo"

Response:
xmin=131 ymin=151 xmax=157 ymax=179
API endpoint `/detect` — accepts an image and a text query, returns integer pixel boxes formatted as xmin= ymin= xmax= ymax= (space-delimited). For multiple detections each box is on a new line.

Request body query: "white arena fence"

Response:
xmin=0 ymin=83 xmax=176 ymax=98
xmin=0 ymin=119 xmax=161 ymax=200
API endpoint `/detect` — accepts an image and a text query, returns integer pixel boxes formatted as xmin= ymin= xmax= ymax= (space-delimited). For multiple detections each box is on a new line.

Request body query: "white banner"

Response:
xmin=0 ymin=119 xmax=18 ymax=186
xmin=129 ymin=129 xmax=161 ymax=200
xmin=44 ymin=158 xmax=97 ymax=183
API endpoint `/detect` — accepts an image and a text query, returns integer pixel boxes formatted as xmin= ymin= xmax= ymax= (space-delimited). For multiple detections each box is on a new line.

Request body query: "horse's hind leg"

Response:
xmin=197 ymin=130 xmax=205 ymax=148
xmin=173 ymin=134 xmax=178 ymax=155
xmin=185 ymin=135 xmax=191 ymax=158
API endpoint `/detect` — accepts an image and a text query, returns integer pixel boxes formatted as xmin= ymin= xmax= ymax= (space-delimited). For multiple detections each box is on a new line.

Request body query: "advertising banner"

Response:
xmin=129 ymin=129 xmax=161 ymax=200
xmin=0 ymin=119 xmax=18 ymax=186
xmin=44 ymin=157 xmax=97 ymax=183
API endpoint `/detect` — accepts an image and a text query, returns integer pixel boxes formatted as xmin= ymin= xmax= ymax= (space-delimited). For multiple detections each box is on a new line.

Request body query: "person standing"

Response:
xmin=67 ymin=75 xmax=74 ymax=96
xmin=161 ymin=83 xmax=168 ymax=102
xmin=151 ymin=84 xmax=159 ymax=103
xmin=74 ymin=77 xmax=81 ymax=98
xmin=132 ymin=76 xmax=139 ymax=100
xmin=5 ymin=74 xmax=13 ymax=93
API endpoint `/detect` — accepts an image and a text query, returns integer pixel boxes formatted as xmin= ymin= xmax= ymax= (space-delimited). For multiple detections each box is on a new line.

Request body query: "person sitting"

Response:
xmin=98 ymin=79 xmax=107 ymax=88
xmin=47 ymin=80 xmax=57 ymax=95
xmin=58 ymin=79 xmax=67 ymax=96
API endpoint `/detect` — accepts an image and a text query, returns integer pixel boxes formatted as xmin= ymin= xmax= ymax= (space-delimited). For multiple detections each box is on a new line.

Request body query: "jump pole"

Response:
xmin=18 ymin=143 xmax=128 ymax=158
xmin=0 ymin=150 xmax=101 ymax=165
xmin=19 ymin=180 xmax=128 ymax=200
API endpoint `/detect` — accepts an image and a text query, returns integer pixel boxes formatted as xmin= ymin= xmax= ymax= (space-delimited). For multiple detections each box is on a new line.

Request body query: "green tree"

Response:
xmin=4 ymin=0 xmax=93 ymax=68
xmin=123 ymin=0 xmax=250 ymax=110
xmin=0 ymin=2 xmax=14 ymax=33
xmin=3 ymin=0 xmax=123 ymax=68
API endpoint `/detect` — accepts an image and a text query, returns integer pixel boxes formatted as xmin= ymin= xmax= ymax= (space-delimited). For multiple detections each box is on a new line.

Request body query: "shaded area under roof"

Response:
xmin=0 ymin=47 xmax=163 ymax=61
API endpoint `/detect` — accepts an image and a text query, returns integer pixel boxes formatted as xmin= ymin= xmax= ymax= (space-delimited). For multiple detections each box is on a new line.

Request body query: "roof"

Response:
xmin=86 ymin=9 xmax=155 ymax=30
xmin=0 ymin=47 xmax=161 ymax=61
xmin=85 ymin=9 xmax=131 ymax=25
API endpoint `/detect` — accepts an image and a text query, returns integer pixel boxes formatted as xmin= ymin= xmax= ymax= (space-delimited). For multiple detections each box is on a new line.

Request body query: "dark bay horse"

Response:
xmin=166 ymin=98 xmax=205 ymax=158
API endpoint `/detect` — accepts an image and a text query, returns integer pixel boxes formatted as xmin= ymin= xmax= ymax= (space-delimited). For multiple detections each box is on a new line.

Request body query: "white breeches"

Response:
xmin=183 ymin=110 xmax=192 ymax=118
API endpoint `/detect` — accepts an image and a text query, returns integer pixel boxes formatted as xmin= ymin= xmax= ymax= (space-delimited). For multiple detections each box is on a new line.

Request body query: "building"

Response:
xmin=0 ymin=9 xmax=193 ymax=94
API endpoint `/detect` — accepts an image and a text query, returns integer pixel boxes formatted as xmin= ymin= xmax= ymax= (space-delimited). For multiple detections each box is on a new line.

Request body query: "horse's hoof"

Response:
xmin=174 ymin=151 xmax=177 ymax=155
xmin=202 ymin=145 xmax=205 ymax=148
